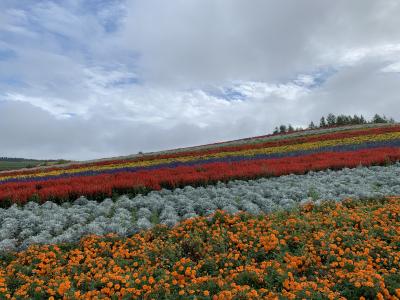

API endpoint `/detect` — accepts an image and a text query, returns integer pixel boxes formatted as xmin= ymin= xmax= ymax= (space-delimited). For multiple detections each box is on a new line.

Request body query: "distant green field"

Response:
xmin=0 ymin=159 xmax=70 ymax=172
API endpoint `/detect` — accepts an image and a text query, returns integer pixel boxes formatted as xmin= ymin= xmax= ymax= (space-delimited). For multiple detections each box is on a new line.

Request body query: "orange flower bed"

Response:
xmin=1 ymin=197 xmax=400 ymax=299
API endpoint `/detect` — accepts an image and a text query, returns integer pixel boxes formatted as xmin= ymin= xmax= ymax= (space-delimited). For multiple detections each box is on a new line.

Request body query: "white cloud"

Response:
xmin=381 ymin=61 xmax=400 ymax=73
xmin=295 ymin=75 xmax=315 ymax=87
xmin=227 ymin=80 xmax=309 ymax=101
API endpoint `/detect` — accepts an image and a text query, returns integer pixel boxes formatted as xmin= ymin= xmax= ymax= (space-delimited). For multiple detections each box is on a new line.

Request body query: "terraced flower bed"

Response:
xmin=1 ymin=124 xmax=400 ymax=206
xmin=0 ymin=197 xmax=399 ymax=299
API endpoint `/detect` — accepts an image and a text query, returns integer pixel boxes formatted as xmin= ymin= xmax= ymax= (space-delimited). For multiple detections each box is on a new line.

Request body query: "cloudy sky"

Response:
xmin=1 ymin=0 xmax=400 ymax=160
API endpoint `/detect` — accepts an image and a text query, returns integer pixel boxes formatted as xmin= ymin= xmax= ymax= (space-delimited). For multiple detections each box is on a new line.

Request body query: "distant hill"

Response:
xmin=0 ymin=157 xmax=70 ymax=172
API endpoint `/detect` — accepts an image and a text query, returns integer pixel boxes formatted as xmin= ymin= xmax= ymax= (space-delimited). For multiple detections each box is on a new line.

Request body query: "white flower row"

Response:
xmin=1 ymin=162 xmax=400 ymax=252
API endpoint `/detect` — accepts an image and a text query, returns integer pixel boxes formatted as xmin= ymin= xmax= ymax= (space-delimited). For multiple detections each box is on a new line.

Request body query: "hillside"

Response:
xmin=0 ymin=123 xmax=399 ymax=206
xmin=1 ymin=123 xmax=400 ymax=299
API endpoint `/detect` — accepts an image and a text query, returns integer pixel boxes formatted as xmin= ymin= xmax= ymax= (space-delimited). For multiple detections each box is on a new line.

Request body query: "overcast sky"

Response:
xmin=1 ymin=0 xmax=400 ymax=160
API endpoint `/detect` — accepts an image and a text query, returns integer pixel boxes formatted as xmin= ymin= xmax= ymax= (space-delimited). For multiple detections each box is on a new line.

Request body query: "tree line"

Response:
xmin=273 ymin=113 xmax=396 ymax=135
xmin=0 ymin=157 xmax=41 ymax=162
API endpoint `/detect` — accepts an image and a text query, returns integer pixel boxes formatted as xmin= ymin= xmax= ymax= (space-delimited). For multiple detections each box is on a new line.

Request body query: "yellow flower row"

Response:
xmin=1 ymin=131 xmax=400 ymax=182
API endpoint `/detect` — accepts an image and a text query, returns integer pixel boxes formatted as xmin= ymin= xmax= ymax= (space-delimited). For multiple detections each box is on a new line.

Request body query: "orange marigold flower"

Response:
xmin=376 ymin=293 xmax=384 ymax=300
xmin=395 ymin=289 xmax=400 ymax=297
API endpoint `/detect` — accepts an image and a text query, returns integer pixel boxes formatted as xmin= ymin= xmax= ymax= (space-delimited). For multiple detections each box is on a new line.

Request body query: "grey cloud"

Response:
xmin=1 ymin=1 xmax=400 ymax=160
xmin=122 ymin=0 xmax=400 ymax=87
xmin=303 ymin=59 xmax=400 ymax=122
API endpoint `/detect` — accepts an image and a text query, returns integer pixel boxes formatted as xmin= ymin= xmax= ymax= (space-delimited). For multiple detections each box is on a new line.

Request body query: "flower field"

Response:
xmin=1 ymin=123 xmax=400 ymax=299
xmin=0 ymin=197 xmax=399 ymax=299
xmin=1 ymin=124 xmax=400 ymax=206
